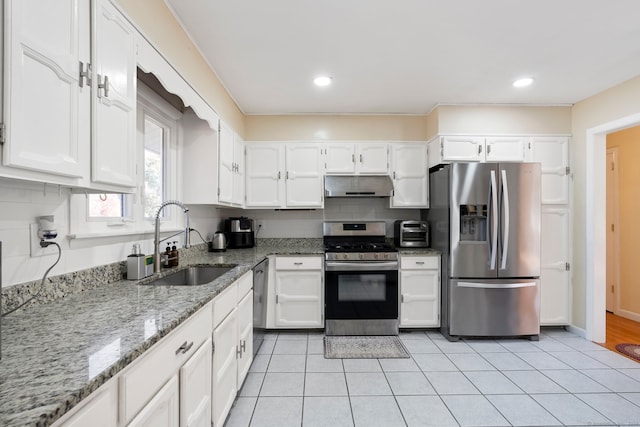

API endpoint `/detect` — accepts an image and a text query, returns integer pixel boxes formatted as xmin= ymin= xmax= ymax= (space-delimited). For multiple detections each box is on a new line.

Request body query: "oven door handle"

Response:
xmin=325 ymin=261 xmax=398 ymax=271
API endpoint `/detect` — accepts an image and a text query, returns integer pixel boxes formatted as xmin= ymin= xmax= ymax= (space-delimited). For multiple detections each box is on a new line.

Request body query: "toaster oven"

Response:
xmin=394 ymin=220 xmax=429 ymax=247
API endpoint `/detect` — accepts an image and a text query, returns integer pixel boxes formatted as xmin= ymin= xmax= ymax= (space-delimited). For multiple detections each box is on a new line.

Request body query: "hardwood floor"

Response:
xmin=601 ymin=312 xmax=640 ymax=353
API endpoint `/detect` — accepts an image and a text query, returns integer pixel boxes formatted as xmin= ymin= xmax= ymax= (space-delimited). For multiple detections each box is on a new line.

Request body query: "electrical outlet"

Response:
xmin=29 ymin=224 xmax=58 ymax=257
xmin=256 ymin=220 xmax=265 ymax=231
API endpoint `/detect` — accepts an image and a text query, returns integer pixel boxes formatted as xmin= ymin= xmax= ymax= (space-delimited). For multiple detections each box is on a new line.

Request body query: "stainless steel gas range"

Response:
xmin=323 ymin=221 xmax=399 ymax=336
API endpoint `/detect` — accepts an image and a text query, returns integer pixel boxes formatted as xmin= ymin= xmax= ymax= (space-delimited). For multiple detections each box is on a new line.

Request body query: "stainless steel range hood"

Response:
xmin=324 ymin=175 xmax=394 ymax=198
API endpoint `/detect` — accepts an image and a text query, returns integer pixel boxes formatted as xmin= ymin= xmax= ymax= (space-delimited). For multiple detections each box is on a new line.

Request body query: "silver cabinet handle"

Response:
xmin=276 ymin=295 xmax=279 ymax=304
xmin=359 ymin=154 xmax=363 ymax=163
xmin=236 ymin=345 xmax=242 ymax=358
xmin=286 ymin=171 xmax=289 ymax=180
xmin=478 ymin=144 xmax=482 ymax=155
xmin=487 ymin=144 xmax=492 ymax=154
xmin=97 ymin=74 xmax=109 ymax=98
xmin=393 ymin=171 xmax=396 ymax=179
xmin=294 ymin=262 xmax=303 ymax=265
xmin=175 ymin=341 xmax=194 ymax=355
xmin=277 ymin=171 xmax=281 ymax=179
xmin=240 ymin=340 xmax=246 ymax=353
xmin=78 ymin=61 xmax=92 ymax=87
xmin=352 ymin=154 xmax=355 ymax=163
xmin=415 ymin=261 xmax=425 ymax=265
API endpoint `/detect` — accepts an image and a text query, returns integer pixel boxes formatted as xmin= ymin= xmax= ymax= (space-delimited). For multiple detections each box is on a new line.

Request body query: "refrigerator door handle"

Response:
xmin=489 ymin=170 xmax=498 ymax=270
xmin=458 ymin=281 xmax=536 ymax=289
xmin=500 ymin=169 xmax=510 ymax=270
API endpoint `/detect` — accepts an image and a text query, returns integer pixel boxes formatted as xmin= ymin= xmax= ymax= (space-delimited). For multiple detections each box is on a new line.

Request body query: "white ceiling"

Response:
xmin=165 ymin=0 xmax=640 ymax=115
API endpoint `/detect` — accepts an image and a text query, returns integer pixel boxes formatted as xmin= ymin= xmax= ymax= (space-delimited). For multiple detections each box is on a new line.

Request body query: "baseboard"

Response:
xmin=567 ymin=324 xmax=586 ymax=338
xmin=615 ymin=309 xmax=640 ymax=323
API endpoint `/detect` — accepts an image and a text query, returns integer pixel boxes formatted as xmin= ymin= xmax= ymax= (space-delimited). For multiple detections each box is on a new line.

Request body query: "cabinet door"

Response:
xmin=237 ymin=291 xmax=254 ymax=387
xmin=390 ymin=143 xmax=428 ymax=208
xmin=212 ymin=307 xmax=238 ymax=427
xmin=485 ymin=137 xmax=527 ymax=162
xmin=400 ymin=269 xmax=440 ymax=327
xmin=3 ymin=0 xmax=85 ymax=178
xmin=285 ymin=144 xmax=324 ymax=208
xmin=60 ymin=380 xmax=117 ymax=427
xmin=180 ymin=338 xmax=212 ymax=427
xmin=441 ymin=136 xmax=484 ymax=162
xmin=232 ymin=133 xmax=245 ymax=206
xmin=245 ymin=143 xmax=284 ymax=208
xmin=357 ymin=143 xmax=388 ymax=174
xmin=528 ymin=137 xmax=570 ymax=204
xmin=275 ymin=269 xmax=323 ymax=328
xmin=540 ymin=207 xmax=571 ymax=325
xmin=325 ymin=143 xmax=356 ymax=174
xmin=128 ymin=375 xmax=179 ymax=427
xmin=218 ymin=121 xmax=234 ymax=205
xmin=92 ymin=0 xmax=137 ymax=187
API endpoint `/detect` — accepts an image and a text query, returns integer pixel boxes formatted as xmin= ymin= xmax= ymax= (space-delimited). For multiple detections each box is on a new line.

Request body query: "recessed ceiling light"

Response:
xmin=314 ymin=76 xmax=332 ymax=87
xmin=513 ymin=77 xmax=534 ymax=88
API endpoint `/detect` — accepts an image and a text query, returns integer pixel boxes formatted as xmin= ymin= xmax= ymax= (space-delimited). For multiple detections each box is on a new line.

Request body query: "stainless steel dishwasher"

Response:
xmin=252 ymin=258 xmax=268 ymax=356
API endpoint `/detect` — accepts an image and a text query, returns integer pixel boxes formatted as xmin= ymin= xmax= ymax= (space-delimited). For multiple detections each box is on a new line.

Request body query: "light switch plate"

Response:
xmin=29 ymin=224 xmax=58 ymax=257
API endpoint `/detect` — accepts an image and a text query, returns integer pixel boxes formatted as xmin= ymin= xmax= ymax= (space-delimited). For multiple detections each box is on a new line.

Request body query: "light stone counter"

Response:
xmin=0 ymin=240 xmax=323 ymax=426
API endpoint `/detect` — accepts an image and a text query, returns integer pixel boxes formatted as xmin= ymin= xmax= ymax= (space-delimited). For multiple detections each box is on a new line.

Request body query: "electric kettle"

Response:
xmin=209 ymin=231 xmax=228 ymax=252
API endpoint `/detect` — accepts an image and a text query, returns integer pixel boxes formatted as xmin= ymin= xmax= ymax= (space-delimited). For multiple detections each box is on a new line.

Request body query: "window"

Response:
xmin=70 ymin=82 xmax=182 ymax=237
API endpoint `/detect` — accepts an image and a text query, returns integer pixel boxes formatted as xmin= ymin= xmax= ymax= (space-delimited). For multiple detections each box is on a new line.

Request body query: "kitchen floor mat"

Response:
xmin=324 ymin=336 xmax=410 ymax=359
xmin=615 ymin=343 xmax=640 ymax=362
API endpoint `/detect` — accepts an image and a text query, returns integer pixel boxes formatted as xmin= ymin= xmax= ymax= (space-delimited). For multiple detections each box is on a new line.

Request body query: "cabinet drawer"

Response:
xmin=237 ymin=271 xmax=253 ymax=300
xmin=400 ymin=256 xmax=439 ymax=270
xmin=119 ymin=304 xmax=211 ymax=424
xmin=275 ymin=256 xmax=322 ymax=270
xmin=213 ymin=282 xmax=238 ymax=328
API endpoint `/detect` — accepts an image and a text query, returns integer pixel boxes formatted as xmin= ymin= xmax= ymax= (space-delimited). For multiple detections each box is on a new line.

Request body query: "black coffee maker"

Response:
xmin=224 ymin=217 xmax=255 ymax=249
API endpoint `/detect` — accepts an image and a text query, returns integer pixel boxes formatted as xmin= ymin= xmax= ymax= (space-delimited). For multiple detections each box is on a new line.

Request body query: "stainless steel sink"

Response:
xmin=144 ymin=265 xmax=235 ymax=286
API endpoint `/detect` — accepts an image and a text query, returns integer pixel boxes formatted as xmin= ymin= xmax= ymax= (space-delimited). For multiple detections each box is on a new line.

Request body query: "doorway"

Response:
xmin=586 ymin=112 xmax=640 ymax=343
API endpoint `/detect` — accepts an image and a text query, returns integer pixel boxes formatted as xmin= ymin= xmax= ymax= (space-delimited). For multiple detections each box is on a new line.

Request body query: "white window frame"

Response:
xmin=69 ymin=82 xmax=183 ymax=238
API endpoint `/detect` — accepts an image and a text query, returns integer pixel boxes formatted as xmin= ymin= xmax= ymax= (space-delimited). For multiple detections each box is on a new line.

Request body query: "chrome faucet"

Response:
xmin=154 ymin=200 xmax=190 ymax=273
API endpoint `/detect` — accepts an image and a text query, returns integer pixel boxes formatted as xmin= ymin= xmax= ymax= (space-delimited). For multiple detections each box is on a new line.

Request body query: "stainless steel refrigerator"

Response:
xmin=426 ymin=162 xmax=541 ymax=341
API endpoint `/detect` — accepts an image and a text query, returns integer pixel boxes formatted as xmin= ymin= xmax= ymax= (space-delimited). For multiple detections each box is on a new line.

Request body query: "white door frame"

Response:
xmin=605 ymin=147 xmax=620 ymax=314
xmin=586 ymin=111 xmax=640 ymax=342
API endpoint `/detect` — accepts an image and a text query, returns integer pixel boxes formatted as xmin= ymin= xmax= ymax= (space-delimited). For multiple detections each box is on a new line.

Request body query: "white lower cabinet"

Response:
xmin=58 ymin=378 xmax=118 ymax=427
xmin=128 ymin=375 xmax=180 ymax=427
xmin=270 ymin=256 xmax=323 ymax=328
xmin=399 ymin=255 xmax=440 ymax=328
xmin=119 ymin=303 xmax=212 ymax=427
xmin=212 ymin=271 xmax=253 ymax=427
xmin=540 ymin=207 xmax=571 ymax=325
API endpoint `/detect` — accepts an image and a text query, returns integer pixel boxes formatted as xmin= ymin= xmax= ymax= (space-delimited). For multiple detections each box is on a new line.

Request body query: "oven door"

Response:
xmin=324 ymin=261 xmax=398 ymax=320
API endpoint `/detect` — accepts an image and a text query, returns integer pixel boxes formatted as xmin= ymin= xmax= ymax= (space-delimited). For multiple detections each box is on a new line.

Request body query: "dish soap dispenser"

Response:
xmin=170 ymin=241 xmax=179 ymax=267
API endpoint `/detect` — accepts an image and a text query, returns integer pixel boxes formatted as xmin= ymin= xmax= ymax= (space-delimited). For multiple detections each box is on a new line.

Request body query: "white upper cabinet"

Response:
xmin=325 ymin=142 xmax=388 ymax=175
xmin=285 ymin=144 xmax=324 ymax=207
xmin=428 ymin=136 xmax=527 ymax=167
xmin=1 ymin=0 xmax=137 ymax=191
xmin=390 ymin=143 xmax=428 ymax=208
xmin=245 ymin=143 xmax=284 ymax=208
xmin=245 ymin=142 xmax=324 ymax=209
xmin=2 ymin=0 xmax=87 ymax=179
xmin=526 ymin=136 xmax=570 ymax=205
xmin=91 ymin=0 xmax=137 ymax=187
xmin=485 ymin=137 xmax=528 ymax=162
xmin=218 ymin=121 xmax=244 ymax=207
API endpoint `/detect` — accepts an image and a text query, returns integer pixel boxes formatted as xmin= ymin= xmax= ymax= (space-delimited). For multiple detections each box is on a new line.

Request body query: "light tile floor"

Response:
xmin=224 ymin=329 xmax=640 ymax=427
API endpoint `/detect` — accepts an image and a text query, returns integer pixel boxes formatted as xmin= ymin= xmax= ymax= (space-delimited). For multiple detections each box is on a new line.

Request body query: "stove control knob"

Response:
xmin=359 ymin=253 xmax=364 ymax=260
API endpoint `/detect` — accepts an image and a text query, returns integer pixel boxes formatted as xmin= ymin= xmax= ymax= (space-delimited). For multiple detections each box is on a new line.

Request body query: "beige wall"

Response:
xmin=245 ymin=115 xmax=428 ymax=141
xmin=114 ymin=0 xmax=245 ymax=135
xmin=606 ymin=126 xmax=640 ymax=315
xmin=430 ymin=105 xmax=572 ymax=135
xmin=572 ymin=75 xmax=640 ymax=329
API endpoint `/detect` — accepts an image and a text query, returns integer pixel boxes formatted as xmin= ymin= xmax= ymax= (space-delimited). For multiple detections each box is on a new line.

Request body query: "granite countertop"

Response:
xmin=0 ymin=242 xmax=323 ymax=426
